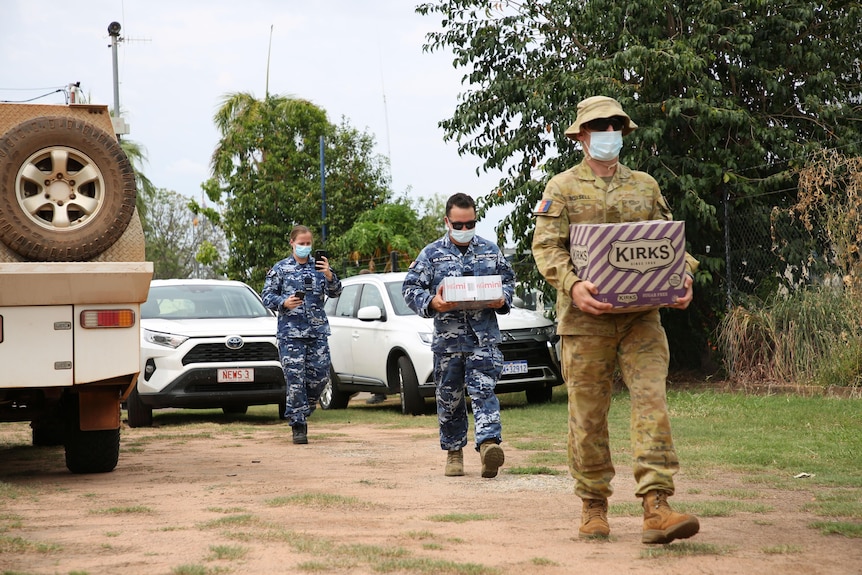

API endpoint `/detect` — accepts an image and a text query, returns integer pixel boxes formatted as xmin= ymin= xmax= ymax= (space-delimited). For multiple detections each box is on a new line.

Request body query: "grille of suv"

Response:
xmin=182 ymin=342 xmax=279 ymax=365
xmin=502 ymin=328 xmax=549 ymax=342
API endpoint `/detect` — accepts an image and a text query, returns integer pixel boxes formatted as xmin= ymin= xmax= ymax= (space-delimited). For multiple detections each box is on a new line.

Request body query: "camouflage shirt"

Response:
xmin=261 ymin=255 xmax=342 ymax=339
xmin=402 ymin=233 xmax=516 ymax=353
xmin=531 ymin=160 xmax=699 ymax=335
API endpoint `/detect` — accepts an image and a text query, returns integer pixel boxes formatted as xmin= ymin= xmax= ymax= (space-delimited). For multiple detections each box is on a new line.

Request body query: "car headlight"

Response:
xmin=143 ymin=329 xmax=189 ymax=349
xmin=418 ymin=332 xmax=433 ymax=345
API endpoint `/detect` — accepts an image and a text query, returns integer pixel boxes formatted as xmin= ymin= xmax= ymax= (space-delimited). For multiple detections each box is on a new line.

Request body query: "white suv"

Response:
xmin=127 ymin=279 xmax=284 ymax=427
xmin=323 ymin=272 xmax=562 ymax=415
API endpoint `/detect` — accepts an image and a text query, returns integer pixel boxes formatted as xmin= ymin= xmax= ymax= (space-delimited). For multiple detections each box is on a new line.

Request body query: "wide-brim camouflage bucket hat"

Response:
xmin=564 ymin=96 xmax=638 ymax=139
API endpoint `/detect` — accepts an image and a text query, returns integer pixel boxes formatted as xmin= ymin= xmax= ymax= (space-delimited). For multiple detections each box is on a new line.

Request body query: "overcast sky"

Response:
xmin=0 ymin=0 xmax=510 ymax=245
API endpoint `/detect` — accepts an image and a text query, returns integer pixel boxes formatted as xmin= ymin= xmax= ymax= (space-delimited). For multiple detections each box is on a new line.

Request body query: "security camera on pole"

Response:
xmin=107 ymin=21 xmax=130 ymax=137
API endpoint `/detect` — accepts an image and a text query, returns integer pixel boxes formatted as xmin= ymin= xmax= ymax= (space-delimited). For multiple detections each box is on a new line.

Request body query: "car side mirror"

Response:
xmin=357 ymin=305 xmax=383 ymax=321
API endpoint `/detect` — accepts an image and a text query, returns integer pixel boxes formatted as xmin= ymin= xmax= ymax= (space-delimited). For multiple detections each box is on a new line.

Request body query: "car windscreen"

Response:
xmin=385 ymin=281 xmax=416 ymax=316
xmin=142 ymin=284 xmax=271 ymax=319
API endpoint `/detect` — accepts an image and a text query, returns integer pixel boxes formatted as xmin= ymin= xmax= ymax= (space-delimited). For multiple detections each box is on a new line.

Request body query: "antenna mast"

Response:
xmin=265 ymin=25 xmax=274 ymax=98
xmin=107 ymin=21 xmax=129 ymax=137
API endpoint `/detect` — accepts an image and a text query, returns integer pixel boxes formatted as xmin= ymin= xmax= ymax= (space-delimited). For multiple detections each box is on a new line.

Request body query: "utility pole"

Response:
xmin=107 ymin=21 xmax=130 ymax=138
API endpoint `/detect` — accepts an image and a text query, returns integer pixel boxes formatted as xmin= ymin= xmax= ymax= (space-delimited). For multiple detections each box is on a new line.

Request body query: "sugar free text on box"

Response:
xmin=569 ymin=220 xmax=687 ymax=311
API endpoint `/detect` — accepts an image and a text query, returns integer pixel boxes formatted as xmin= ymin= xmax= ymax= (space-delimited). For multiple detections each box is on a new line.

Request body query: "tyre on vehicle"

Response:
xmin=398 ymin=356 xmax=424 ymax=416
xmin=222 ymin=405 xmax=249 ymax=415
xmin=62 ymin=394 xmax=120 ymax=474
xmin=125 ymin=385 xmax=153 ymax=428
xmin=319 ymin=370 xmax=351 ymax=410
xmin=525 ymin=384 xmax=554 ymax=404
xmin=0 ymin=116 xmax=137 ymax=261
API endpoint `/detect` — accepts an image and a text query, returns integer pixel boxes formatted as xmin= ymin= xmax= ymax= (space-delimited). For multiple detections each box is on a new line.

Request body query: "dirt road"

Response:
xmin=1 ymin=409 xmax=859 ymax=575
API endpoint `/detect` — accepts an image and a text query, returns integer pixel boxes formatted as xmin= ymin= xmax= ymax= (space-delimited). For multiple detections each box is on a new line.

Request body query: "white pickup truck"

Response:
xmin=0 ymin=102 xmax=153 ymax=473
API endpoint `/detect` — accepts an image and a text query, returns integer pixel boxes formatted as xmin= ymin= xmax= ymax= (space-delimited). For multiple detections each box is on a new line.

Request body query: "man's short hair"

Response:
xmin=445 ymin=193 xmax=476 ymax=216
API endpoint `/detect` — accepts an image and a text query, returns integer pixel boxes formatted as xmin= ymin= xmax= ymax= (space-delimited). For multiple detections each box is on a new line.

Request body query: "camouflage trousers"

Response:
xmin=434 ymin=347 xmax=503 ymax=451
xmin=278 ymin=337 xmax=330 ymax=426
xmin=561 ymin=313 xmax=679 ymax=500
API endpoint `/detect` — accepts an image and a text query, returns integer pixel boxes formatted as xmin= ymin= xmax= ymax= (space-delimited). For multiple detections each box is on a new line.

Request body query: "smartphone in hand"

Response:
xmin=314 ymin=250 xmax=327 ymax=260
xmin=294 ymin=291 xmax=305 ymax=300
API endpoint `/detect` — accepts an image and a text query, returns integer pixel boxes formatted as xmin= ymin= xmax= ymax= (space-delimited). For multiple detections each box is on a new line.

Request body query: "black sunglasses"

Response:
xmin=585 ymin=117 xmax=625 ymax=132
xmin=449 ymin=220 xmax=477 ymax=230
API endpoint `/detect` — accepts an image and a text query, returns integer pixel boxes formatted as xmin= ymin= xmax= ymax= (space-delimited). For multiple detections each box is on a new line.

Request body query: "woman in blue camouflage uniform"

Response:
xmin=402 ymin=193 xmax=515 ymax=478
xmin=262 ymin=225 xmax=342 ymax=444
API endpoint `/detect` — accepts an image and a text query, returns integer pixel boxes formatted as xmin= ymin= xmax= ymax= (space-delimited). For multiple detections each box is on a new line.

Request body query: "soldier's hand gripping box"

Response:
xmin=442 ymin=275 xmax=504 ymax=310
xmin=569 ymin=220 xmax=686 ymax=311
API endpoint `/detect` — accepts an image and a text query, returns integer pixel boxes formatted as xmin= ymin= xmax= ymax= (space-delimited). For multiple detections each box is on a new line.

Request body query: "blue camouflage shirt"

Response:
xmin=261 ymin=255 xmax=342 ymax=339
xmin=402 ymin=233 xmax=516 ymax=353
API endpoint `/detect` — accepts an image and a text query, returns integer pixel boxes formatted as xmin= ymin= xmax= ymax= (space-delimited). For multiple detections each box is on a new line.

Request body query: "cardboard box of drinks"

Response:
xmin=569 ymin=220 xmax=687 ymax=312
xmin=442 ymin=275 xmax=504 ymax=310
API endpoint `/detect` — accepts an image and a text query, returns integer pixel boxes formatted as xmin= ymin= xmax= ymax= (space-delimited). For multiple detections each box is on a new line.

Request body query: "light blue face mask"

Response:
xmin=588 ymin=131 xmax=623 ymax=161
xmin=295 ymin=245 xmax=312 ymax=258
xmin=450 ymin=228 xmax=475 ymax=244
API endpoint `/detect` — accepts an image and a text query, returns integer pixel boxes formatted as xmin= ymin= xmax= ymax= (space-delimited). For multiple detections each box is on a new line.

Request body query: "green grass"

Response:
xmin=298 ymin=387 xmax=860 ymax=538
xmin=90 ymin=505 xmax=152 ymax=515
xmin=5 ymin=384 xmax=860 ymax=568
xmin=640 ymin=541 xmax=730 ymax=558
xmin=810 ymin=521 xmax=862 ymax=537
xmin=506 ymin=465 xmax=563 ymax=475
xmin=427 ymin=513 xmax=497 ymax=523
xmin=206 ymin=544 xmax=248 ymax=561
xmin=610 ymin=500 xmax=773 ymax=518
xmin=0 ymin=533 xmax=62 ymax=554
xmin=265 ymin=493 xmax=376 ymax=510
xmin=762 ymin=544 xmax=804 ymax=554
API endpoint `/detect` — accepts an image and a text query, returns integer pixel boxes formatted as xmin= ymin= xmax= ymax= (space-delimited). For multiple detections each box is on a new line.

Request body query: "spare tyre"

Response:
xmin=0 ymin=116 xmax=136 ymax=261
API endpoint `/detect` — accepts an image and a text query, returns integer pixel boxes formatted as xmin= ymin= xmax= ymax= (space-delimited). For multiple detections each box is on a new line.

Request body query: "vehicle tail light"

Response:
xmin=80 ymin=309 xmax=137 ymax=328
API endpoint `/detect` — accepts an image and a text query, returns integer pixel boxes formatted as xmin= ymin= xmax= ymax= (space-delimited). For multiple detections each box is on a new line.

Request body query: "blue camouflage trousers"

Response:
xmin=279 ymin=337 xmax=330 ymax=426
xmin=434 ymin=347 xmax=504 ymax=451
xmin=561 ymin=312 xmax=679 ymax=500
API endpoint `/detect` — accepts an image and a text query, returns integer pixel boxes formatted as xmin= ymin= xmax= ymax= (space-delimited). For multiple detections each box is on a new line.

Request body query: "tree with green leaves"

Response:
xmin=198 ymin=93 xmax=390 ymax=290
xmin=335 ymin=195 xmax=447 ymax=274
xmin=416 ymin=0 xmax=862 ymax=366
xmin=144 ymin=188 xmax=226 ymax=279
xmin=119 ymin=138 xmax=156 ymax=223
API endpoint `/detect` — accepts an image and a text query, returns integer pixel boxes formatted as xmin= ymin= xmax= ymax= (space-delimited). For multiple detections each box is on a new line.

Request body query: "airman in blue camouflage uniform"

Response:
xmin=262 ymin=225 xmax=342 ymax=445
xmin=403 ymin=193 xmax=515 ymax=478
xmin=531 ymin=96 xmax=701 ymax=544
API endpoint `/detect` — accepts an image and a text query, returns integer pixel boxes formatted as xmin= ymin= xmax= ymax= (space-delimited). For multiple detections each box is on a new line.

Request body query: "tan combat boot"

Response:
xmin=479 ymin=441 xmax=505 ymax=478
xmin=579 ymin=498 xmax=610 ymax=539
xmin=641 ymin=490 xmax=700 ymax=544
xmin=444 ymin=449 xmax=464 ymax=476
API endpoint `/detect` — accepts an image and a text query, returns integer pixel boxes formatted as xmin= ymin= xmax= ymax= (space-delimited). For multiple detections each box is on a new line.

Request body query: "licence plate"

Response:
xmin=502 ymin=360 xmax=528 ymax=375
xmin=218 ymin=368 xmax=254 ymax=382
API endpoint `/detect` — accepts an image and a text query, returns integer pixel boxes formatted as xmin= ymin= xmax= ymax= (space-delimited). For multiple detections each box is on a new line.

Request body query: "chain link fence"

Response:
xmin=722 ymin=190 xmax=840 ymax=308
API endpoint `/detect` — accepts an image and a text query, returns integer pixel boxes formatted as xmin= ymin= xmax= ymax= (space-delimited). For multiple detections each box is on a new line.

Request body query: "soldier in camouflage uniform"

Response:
xmin=531 ymin=96 xmax=701 ymax=544
xmin=262 ymin=225 xmax=342 ymax=445
xmin=402 ymin=193 xmax=515 ymax=478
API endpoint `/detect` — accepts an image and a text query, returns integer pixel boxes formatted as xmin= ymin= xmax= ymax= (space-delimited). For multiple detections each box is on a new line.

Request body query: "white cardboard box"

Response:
xmin=569 ymin=220 xmax=687 ymax=311
xmin=442 ymin=275 xmax=504 ymax=310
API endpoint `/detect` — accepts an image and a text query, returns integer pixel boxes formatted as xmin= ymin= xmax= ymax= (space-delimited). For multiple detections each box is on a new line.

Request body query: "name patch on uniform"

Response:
xmin=533 ymin=199 xmax=553 ymax=214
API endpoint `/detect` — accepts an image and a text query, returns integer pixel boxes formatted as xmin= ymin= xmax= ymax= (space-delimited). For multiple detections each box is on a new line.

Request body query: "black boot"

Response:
xmin=292 ymin=423 xmax=308 ymax=444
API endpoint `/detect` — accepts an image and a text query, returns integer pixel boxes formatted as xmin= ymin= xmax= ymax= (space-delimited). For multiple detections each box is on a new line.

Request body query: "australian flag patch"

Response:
xmin=533 ymin=199 xmax=553 ymax=214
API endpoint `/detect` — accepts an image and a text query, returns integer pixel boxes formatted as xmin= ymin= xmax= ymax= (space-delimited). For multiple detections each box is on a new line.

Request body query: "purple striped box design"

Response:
xmin=569 ymin=221 xmax=686 ymax=310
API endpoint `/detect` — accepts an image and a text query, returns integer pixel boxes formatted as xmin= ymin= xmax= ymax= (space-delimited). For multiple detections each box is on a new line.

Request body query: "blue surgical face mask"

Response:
xmin=450 ymin=228 xmax=475 ymax=244
xmin=587 ymin=131 xmax=623 ymax=161
xmin=294 ymin=245 xmax=312 ymax=258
